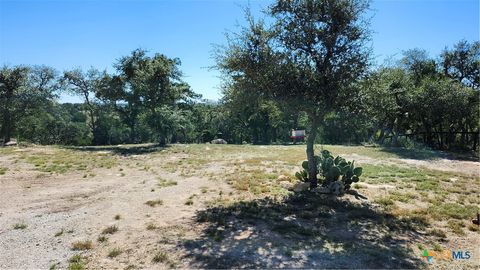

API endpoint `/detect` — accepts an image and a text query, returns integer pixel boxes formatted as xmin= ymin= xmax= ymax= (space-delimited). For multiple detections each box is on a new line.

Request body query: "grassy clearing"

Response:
xmin=159 ymin=143 xmax=478 ymax=268
xmin=16 ymin=147 xmax=116 ymax=174
xmin=2 ymin=144 xmax=478 ymax=268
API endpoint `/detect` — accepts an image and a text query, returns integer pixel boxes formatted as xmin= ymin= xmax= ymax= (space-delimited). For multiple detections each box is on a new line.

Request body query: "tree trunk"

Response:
xmin=306 ymin=115 xmax=320 ymax=189
xmin=1 ymin=109 xmax=12 ymax=143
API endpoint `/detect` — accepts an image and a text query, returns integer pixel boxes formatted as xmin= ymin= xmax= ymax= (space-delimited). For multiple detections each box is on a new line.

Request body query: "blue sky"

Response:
xmin=0 ymin=0 xmax=478 ymax=102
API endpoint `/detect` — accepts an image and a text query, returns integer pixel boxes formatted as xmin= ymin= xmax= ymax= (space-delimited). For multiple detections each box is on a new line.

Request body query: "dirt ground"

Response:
xmin=0 ymin=144 xmax=479 ymax=269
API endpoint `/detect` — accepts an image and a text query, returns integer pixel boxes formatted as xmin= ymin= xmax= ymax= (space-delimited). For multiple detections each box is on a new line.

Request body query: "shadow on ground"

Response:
xmin=66 ymin=143 xmax=168 ymax=156
xmin=180 ymin=192 xmax=427 ymax=269
xmin=378 ymin=146 xmax=449 ymax=160
xmin=379 ymin=146 xmax=480 ymax=161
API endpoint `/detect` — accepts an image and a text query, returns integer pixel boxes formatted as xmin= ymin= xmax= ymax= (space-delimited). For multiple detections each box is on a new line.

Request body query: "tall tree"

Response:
xmin=441 ymin=40 xmax=480 ymax=89
xmin=98 ymin=49 xmax=197 ymax=145
xmin=0 ymin=65 xmax=57 ymax=143
xmin=61 ymin=68 xmax=104 ymax=145
xmin=217 ymin=0 xmax=371 ymax=187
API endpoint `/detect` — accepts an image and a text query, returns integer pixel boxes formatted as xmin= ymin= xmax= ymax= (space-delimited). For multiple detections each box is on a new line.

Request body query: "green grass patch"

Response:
xmin=68 ymin=255 xmax=86 ymax=270
xmin=429 ymin=203 xmax=478 ymax=220
xmin=21 ymin=148 xmax=116 ymax=174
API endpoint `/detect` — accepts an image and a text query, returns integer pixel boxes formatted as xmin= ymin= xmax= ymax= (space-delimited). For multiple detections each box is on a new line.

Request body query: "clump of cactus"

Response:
xmin=295 ymin=149 xmax=363 ymax=192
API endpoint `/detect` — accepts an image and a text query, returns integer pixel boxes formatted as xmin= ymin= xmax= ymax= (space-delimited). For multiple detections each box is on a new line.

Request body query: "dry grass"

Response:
xmin=107 ymin=247 xmax=123 ymax=258
xmin=71 ymin=240 xmax=93 ymax=250
xmin=145 ymin=199 xmax=163 ymax=207
xmin=152 ymin=251 xmax=168 ymax=263
xmin=101 ymin=225 xmax=118 ymax=235
xmin=13 ymin=223 xmax=27 ymax=230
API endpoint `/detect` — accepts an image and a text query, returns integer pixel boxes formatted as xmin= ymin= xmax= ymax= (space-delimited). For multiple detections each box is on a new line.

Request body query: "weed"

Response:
xmin=468 ymin=224 xmax=479 ymax=232
xmin=13 ymin=223 xmax=27 ymax=230
xmin=0 ymin=167 xmax=7 ymax=175
xmin=71 ymin=240 xmax=93 ymax=250
xmin=114 ymin=214 xmax=121 ymax=220
xmin=68 ymin=254 xmax=85 ymax=270
xmin=145 ymin=199 xmax=163 ymax=207
xmin=428 ymin=228 xmax=447 ymax=239
xmin=388 ymin=191 xmax=417 ymax=203
xmin=432 ymin=242 xmax=443 ymax=252
xmin=374 ymin=197 xmax=396 ymax=210
xmin=152 ymin=251 xmax=168 ymax=263
xmin=158 ymin=178 xmax=177 ymax=188
xmin=108 ymin=247 xmax=123 ymax=258
xmin=447 ymin=220 xmax=465 ymax=235
xmin=97 ymin=236 xmax=108 ymax=242
xmin=102 ymin=225 xmax=118 ymax=235
xmin=185 ymin=199 xmax=194 ymax=205
xmin=146 ymin=224 xmax=158 ymax=230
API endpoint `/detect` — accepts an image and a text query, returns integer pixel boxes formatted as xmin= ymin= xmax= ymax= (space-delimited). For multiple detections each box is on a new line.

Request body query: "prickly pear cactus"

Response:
xmin=294 ymin=149 xmax=363 ymax=194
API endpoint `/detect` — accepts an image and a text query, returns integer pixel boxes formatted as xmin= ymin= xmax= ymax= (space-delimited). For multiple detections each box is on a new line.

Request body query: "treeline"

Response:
xmin=1 ymin=40 xmax=479 ymax=150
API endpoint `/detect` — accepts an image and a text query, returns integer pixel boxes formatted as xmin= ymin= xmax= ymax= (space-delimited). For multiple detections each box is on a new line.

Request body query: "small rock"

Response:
xmin=311 ymin=186 xmax=330 ymax=194
xmin=211 ymin=139 xmax=228 ymax=144
xmin=3 ymin=139 xmax=17 ymax=146
xmin=293 ymin=182 xmax=309 ymax=192
xmin=329 ymin=181 xmax=345 ymax=196
xmin=234 ymin=229 xmax=253 ymax=240
xmin=279 ymin=181 xmax=293 ymax=189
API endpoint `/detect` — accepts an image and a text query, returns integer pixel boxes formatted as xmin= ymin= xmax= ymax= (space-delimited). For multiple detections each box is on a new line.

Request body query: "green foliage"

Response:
xmin=0 ymin=65 xmax=57 ymax=143
xmin=295 ymin=149 xmax=363 ymax=191
xmin=1 ymin=39 xmax=478 ymax=152
xmin=68 ymin=255 xmax=85 ymax=270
